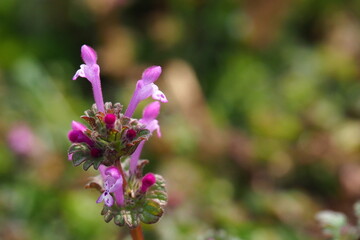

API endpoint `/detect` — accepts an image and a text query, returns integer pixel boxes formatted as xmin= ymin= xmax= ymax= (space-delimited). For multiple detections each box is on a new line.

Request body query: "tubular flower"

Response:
xmin=130 ymin=101 xmax=161 ymax=174
xmin=96 ymin=168 xmax=123 ymax=207
xmin=124 ymin=66 xmax=167 ymax=118
xmin=73 ymin=45 xmax=105 ymax=113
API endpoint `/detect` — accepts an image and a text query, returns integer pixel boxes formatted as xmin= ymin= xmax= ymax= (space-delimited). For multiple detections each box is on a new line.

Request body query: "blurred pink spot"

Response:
xmin=7 ymin=124 xmax=36 ymax=156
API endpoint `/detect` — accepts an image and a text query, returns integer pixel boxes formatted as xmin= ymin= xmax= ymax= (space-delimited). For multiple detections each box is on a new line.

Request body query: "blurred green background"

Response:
xmin=1 ymin=0 xmax=360 ymax=239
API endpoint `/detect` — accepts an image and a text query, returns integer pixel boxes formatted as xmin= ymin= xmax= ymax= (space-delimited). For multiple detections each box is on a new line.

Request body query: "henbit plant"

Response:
xmin=316 ymin=201 xmax=360 ymax=240
xmin=67 ymin=45 xmax=168 ymax=240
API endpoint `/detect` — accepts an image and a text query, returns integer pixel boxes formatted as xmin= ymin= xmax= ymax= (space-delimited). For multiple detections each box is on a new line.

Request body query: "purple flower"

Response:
xmin=130 ymin=101 xmax=161 ymax=174
xmin=124 ymin=66 xmax=167 ymax=117
xmin=73 ymin=45 xmax=105 ymax=113
xmin=140 ymin=173 xmax=156 ymax=193
xmin=139 ymin=101 xmax=161 ymax=137
xmin=97 ymin=166 xmax=124 ymax=206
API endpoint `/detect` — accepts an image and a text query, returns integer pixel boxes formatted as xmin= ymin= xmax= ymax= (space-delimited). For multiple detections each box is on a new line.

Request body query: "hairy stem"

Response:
xmin=130 ymin=225 xmax=144 ymax=240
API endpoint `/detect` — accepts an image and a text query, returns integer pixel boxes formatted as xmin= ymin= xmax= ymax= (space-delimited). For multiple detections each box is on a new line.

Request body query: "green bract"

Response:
xmin=68 ymin=102 xmax=151 ymax=170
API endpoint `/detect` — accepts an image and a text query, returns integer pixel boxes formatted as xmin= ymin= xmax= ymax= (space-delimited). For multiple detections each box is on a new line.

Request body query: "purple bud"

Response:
xmin=142 ymin=66 xmax=162 ymax=85
xmin=104 ymin=113 xmax=116 ymax=128
xmin=140 ymin=173 xmax=156 ymax=193
xmin=126 ymin=129 xmax=137 ymax=141
xmin=68 ymin=130 xmax=94 ymax=147
xmin=90 ymin=148 xmax=102 ymax=157
xmin=81 ymin=45 xmax=97 ymax=65
xmin=68 ymin=130 xmax=81 ymax=142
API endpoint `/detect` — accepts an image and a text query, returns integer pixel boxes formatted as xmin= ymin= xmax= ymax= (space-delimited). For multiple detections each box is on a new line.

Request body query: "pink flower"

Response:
xmin=97 ymin=166 xmax=124 ymax=206
xmin=124 ymin=66 xmax=167 ymax=117
xmin=130 ymin=101 xmax=161 ymax=174
xmin=73 ymin=45 xmax=105 ymax=113
xmin=139 ymin=101 xmax=161 ymax=137
xmin=7 ymin=124 xmax=36 ymax=157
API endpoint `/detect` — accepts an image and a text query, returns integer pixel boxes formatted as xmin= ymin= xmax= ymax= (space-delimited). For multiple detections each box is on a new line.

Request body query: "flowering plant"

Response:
xmin=67 ymin=45 xmax=168 ymax=239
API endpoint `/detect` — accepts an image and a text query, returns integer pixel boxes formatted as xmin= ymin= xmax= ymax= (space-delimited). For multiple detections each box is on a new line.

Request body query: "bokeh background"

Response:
xmin=1 ymin=0 xmax=360 ymax=239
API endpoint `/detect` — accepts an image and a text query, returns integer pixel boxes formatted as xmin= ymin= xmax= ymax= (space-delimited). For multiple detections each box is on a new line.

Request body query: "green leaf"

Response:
xmin=135 ymin=129 xmax=150 ymax=140
xmin=140 ymin=200 xmax=163 ymax=224
xmin=82 ymin=160 xmax=93 ymax=171
xmin=68 ymin=143 xmax=104 ymax=171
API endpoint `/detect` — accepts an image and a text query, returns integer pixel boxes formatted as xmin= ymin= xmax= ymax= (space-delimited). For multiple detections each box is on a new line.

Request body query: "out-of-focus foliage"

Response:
xmin=316 ymin=201 xmax=360 ymax=240
xmin=1 ymin=0 xmax=360 ymax=239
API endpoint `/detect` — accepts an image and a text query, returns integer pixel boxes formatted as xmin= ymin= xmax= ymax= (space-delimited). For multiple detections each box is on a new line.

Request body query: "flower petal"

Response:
xmin=104 ymin=176 xmax=116 ymax=190
xmin=114 ymin=187 xmax=124 ymax=206
xmin=72 ymin=67 xmax=85 ymax=80
xmin=96 ymin=192 xmax=104 ymax=203
xmin=103 ymin=192 xmax=114 ymax=207
xmin=108 ymin=177 xmax=123 ymax=192
xmin=129 ymin=141 xmax=145 ymax=175
xmin=152 ymin=87 xmax=168 ymax=102
xmin=142 ymin=66 xmax=162 ymax=85
xmin=72 ymin=121 xmax=87 ymax=132
xmin=142 ymin=101 xmax=160 ymax=123
xmin=99 ymin=165 xmax=107 ymax=180
xmin=137 ymin=81 xmax=154 ymax=101
xmin=105 ymin=167 xmax=121 ymax=179
xmin=81 ymin=45 xmax=97 ymax=65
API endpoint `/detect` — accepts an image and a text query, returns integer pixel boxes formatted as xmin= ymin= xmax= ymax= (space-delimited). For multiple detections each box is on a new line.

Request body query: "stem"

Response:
xmin=130 ymin=225 xmax=144 ymax=240
xmin=114 ymin=159 xmax=144 ymax=240
xmin=115 ymin=159 xmax=127 ymax=189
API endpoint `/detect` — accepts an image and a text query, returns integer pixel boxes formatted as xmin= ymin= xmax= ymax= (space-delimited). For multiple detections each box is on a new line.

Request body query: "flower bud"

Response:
xmin=104 ymin=113 xmax=116 ymax=128
xmin=140 ymin=173 xmax=156 ymax=193
xmin=90 ymin=148 xmax=102 ymax=157
xmin=126 ymin=129 xmax=137 ymax=141
xmin=68 ymin=130 xmax=94 ymax=147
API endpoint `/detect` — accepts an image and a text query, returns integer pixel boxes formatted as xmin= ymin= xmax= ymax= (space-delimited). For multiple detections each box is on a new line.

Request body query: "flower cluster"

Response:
xmin=68 ymin=45 xmax=168 ymax=228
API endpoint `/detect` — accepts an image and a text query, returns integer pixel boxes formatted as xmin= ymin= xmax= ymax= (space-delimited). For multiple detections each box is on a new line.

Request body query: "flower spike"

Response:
xmin=67 ymin=45 xmax=168 ymax=229
xmin=73 ymin=45 xmax=105 ymax=113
